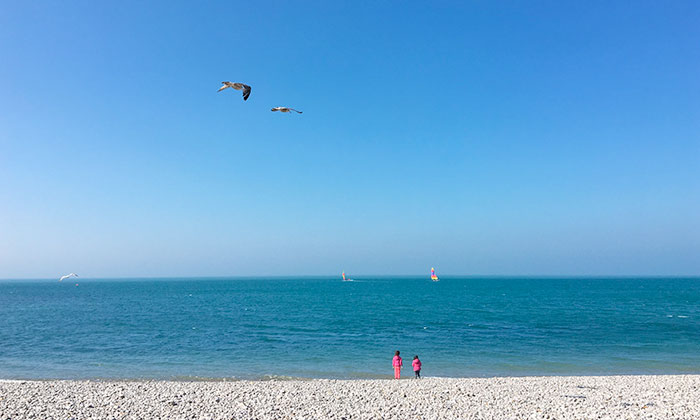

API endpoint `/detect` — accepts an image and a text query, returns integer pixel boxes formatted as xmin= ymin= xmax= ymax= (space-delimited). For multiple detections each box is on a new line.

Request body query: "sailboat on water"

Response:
xmin=430 ymin=267 xmax=439 ymax=282
xmin=342 ymin=271 xmax=353 ymax=282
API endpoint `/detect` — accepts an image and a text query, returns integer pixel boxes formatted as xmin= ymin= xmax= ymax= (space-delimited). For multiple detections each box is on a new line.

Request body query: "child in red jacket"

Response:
xmin=392 ymin=351 xmax=403 ymax=379
xmin=412 ymin=355 xmax=422 ymax=379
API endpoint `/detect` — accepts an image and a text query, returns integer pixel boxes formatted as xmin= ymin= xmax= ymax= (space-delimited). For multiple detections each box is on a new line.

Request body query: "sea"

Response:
xmin=1 ymin=277 xmax=699 ymax=380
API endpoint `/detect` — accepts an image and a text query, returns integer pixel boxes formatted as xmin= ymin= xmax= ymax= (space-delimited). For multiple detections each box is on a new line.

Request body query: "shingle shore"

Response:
xmin=1 ymin=375 xmax=699 ymax=419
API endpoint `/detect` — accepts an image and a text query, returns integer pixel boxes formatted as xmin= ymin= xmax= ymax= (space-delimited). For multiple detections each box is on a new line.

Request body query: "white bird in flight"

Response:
xmin=271 ymin=107 xmax=302 ymax=114
xmin=59 ymin=273 xmax=79 ymax=282
xmin=218 ymin=82 xmax=251 ymax=101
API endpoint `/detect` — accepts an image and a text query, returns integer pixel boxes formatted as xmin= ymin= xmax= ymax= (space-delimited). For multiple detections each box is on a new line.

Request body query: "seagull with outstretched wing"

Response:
xmin=59 ymin=273 xmax=78 ymax=282
xmin=218 ymin=82 xmax=251 ymax=101
xmin=271 ymin=107 xmax=302 ymax=114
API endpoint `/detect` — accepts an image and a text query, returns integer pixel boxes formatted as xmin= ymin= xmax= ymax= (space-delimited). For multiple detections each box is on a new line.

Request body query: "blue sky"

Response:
xmin=1 ymin=1 xmax=698 ymax=278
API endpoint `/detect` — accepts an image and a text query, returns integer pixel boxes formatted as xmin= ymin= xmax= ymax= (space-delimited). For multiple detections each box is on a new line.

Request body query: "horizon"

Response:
xmin=1 ymin=1 xmax=699 ymax=278
xmin=2 ymin=273 xmax=699 ymax=281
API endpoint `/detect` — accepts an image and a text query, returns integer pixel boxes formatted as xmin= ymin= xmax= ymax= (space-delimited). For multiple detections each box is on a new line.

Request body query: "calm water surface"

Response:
xmin=1 ymin=277 xmax=699 ymax=379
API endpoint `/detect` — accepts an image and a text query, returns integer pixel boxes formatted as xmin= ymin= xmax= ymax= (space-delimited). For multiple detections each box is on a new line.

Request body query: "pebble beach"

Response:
xmin=2 ymin=375 xmax=699 ymax=419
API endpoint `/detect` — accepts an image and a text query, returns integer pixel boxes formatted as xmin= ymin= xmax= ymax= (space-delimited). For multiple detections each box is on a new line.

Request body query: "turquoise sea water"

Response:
xmin=1 ymin=277 xmax=699 ymax=380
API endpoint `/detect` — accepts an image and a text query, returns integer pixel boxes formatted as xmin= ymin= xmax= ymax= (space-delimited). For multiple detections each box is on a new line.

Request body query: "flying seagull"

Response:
xmin=59 ymin=273 xmax=78 ymax=282
xmin=271 ymin=107 xmax=302 ymax=114
xmin=218 ymin=82 xmax=251 ymax=101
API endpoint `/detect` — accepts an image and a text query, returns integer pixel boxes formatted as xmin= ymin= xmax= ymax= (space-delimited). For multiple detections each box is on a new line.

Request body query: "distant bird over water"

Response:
xmin=218 ymin=82 xmax=251 ymax=101
xmin=271 ymin=107 xmax=302 ymax=114
xmin=59 ymin=273 xmax=78 ymax=282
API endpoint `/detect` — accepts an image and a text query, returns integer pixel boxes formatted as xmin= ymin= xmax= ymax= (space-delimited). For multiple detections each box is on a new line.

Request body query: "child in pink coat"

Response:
xmin=412 ymin=355 xmax=422 ymax=379
xmin=392 ymin=350 xmax=403 ymax=379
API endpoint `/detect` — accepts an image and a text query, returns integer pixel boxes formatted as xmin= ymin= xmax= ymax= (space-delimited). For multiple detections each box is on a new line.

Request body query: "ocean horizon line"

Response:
xmin=1 ymin=274 xmax=699 ymax=282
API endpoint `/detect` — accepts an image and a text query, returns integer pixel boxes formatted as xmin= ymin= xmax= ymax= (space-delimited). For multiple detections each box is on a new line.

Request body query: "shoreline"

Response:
xmin=3 ymin=371 xmax=700 ymax=382
xmin=2 ymin=375 xmax=699 ymax=419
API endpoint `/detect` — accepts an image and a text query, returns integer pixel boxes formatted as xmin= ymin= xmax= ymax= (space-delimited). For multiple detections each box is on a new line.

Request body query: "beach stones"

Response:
xmin=0 ymin=376 xmax=698 ymax=419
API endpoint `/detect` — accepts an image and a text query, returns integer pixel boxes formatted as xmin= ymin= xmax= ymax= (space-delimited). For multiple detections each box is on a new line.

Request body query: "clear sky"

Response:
xmin=1 ymin=1 xmax=698 ymax=278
